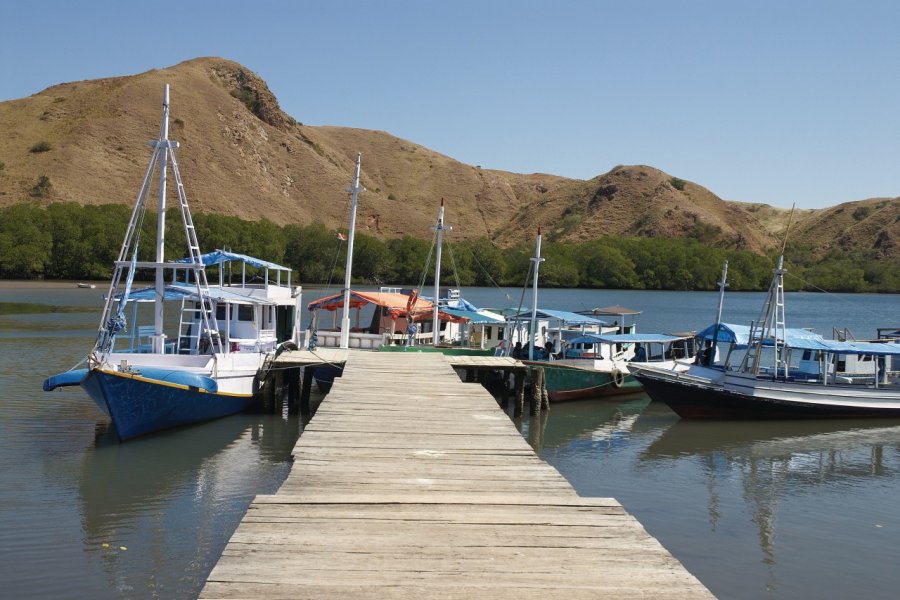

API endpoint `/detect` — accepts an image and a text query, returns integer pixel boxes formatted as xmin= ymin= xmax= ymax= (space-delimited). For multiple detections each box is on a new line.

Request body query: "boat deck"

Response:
xmin=200 ymin=351 xmax=714 ymax=599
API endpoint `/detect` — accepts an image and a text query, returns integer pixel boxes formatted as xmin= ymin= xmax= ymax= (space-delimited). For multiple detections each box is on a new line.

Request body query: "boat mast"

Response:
xmin=528 ymin=228 xmax=545 ymax=360
xmin=339 ymin=153 xmax=364 ymax=349
xmin=152 ymin=85 xmax=171 ymax=354
xmin=745 ymin=206 xmax=795 ymax=376
xmin=432 ymin=199 xmax=451 ymax=345
xmin=709 ymin=260 xmax=728 ymax=365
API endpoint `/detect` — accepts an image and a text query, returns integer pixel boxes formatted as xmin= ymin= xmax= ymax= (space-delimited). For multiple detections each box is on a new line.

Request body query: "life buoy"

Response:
xmin=611 ymin=369 xmax=625 ymax=388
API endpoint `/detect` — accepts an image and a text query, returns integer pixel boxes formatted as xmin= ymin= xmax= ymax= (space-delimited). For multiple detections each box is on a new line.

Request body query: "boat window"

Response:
xmin=216 ymin=304 xmax=230 ymax=321
xmin=238 ymin=305 xmax=253 ymax=321
xmin=486 ymin=328 xmax=492 ymax=340
xmin=802 ymin=350 xmax=812 ymax=361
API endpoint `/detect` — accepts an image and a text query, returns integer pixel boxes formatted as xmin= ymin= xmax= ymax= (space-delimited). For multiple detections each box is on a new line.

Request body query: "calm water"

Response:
xmin=1 ymin=282 xmax=898 ymax=598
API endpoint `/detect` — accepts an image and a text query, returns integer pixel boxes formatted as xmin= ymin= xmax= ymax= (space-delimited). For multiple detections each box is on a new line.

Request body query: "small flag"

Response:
xmin=337 ymin=232 xmax=347 ymax=241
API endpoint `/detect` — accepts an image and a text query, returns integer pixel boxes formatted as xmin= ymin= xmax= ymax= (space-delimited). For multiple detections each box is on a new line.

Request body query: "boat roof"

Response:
xmin=172 ymin=249 xmax=290 ymax=272
xmin=115 ymin=284 xmax=276 ymax=305
xmin=567 ymin=333 xmax=687 ymax=345
xmin=510 ymin=308 xmax=606 ymax=326
xmin=441 ymin=308 xmax=506 ymax=324
xmin=577 ymin=305 xmax=643 ymax=316
xmin=784 ymin=338 xmax=900 ymax=356
xmin=696 ymin=323 xmax=900 ymax=355
xmin=307 ymin=290 xmax=433 ymax=316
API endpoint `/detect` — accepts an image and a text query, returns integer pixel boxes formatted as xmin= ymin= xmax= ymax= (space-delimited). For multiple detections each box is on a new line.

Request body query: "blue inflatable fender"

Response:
xmin=43 ymin=368 xmax=90 ymax=391
xmin=130 ymin=367 xmax=219 ymax=393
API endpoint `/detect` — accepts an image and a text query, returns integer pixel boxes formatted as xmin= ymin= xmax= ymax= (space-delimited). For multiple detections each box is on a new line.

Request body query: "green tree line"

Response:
xmin=0 ymin=202 xmax=896 ymax=293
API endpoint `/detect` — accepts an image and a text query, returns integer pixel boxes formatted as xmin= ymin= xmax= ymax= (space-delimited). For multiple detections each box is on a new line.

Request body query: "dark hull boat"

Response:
xmin=632 ymin=251 xmax=899 ymax=420
xmin=635 ymin=367 xmax=900 ymax=419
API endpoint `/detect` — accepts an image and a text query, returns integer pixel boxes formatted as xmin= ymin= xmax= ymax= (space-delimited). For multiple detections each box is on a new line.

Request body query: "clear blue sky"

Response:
xmin=3 ymin=0 xmax=899 ymax=209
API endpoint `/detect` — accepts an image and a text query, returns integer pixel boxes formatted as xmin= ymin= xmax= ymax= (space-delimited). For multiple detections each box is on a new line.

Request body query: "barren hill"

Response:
xmin=0 ymin=57 xmax=896 ymax=258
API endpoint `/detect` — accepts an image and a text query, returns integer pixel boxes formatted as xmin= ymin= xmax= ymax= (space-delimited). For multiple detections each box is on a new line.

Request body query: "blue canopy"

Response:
xmin=695 ymin=323 xmax=752 ymax=346
xmin=172 ymin=249 xmax=289 ymax=272
xmin=780 ymin=338 xmax=900 ymax=356
xmin=694 ymin=323 xmax=818 ymax=347
xmin=695 ymin=322 xmax=899 ymax=355
xmin=510 ymin=309 xmax=605 ymax=326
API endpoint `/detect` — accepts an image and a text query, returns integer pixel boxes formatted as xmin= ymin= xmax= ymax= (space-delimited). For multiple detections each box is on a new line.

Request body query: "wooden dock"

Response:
xmin=201 ymin=351 xmax=714 ymax=599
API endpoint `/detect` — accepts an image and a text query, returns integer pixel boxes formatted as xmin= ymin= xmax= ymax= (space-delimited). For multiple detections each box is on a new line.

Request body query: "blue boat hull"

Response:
xmin=80 ymin=368 xmax=254 ymax=440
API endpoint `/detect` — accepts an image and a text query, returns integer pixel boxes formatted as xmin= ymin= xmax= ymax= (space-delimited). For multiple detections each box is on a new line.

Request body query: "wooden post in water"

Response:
xmin=499 ymin=371 xmax=509 ymax=408
xmin=287 ymin=367 xmax=300 ymax=415
xmin=530 ymin=367 xmax=544 ymax=416
xmin=541 ymin=370 xmax=550 ymax=412
xmin=274 ymin=369 xmax=284 ymax=413
xmin=300 ymin=365 xmax=315 ymax=415
xmin=263 ymin=371 xmax=276 ymax=412
xmin=513 ymin=370 xmax=525 ymax=417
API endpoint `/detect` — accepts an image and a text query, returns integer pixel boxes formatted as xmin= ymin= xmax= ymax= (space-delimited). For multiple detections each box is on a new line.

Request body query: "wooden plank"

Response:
xmin=201 ymin=350 xmax=715 ymax=599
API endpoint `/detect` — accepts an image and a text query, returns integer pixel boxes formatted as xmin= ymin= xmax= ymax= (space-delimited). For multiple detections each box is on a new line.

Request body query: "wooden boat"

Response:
xmin=632 ymin=254 xmax=900 ymax=419
xmin=43 ymin=85 xmax=302 ymax=440
xmin=531 ymin=333 xmax=696 ymax=401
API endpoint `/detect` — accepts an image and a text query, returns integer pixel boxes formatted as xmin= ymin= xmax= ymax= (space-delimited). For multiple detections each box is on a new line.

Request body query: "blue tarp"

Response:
xmin=695 ymin=323 xmax=900 ymax=355
xmin=781 ymin=338 xmax=900 ymax=356
xmin=694 ymin=323 xmax=818 ymax=347
xmin=172 ymin=249 xmax=290 ymax=272
xmin=695 ymin=323 xmax=752 ymax=346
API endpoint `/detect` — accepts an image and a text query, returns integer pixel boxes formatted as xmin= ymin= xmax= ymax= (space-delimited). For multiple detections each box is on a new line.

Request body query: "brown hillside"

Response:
xmin=0 ymin=57 xmax=566 ymax=242
xmin=790 ymin=197 xmax=900 ymax=258
xmin=0 ymin=57 xmax=895 ymax=258
xmin=493 ymin=165 xmax=781 ymax=253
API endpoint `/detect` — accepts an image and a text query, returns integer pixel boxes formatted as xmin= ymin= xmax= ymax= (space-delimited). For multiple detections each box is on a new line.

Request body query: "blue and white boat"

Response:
xmin=632 ymin=255 xmax=900 ymax=418
xmin=43 ymin=86 xmax=302 ymax=440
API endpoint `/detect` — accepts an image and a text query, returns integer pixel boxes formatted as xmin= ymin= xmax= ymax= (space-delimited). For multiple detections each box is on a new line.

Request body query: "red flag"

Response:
xmin=337 ymin=232 xmax=347 ymax=241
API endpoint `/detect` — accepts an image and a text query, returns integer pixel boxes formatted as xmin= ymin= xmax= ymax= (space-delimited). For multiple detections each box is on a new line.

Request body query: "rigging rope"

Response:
xmin=417 ymin=232 xmax=438 ymax=295
xmin=504 ymin=258 xmax=534 ymax=357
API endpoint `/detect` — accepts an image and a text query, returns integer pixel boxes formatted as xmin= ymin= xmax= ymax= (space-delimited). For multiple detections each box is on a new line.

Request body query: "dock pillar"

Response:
xmin=262 ymin=371 xmax=276 ymax=412
xmin=499 ymin=371 xmax=509 ymax=408
xmin=541 ymin=371 xmax=550 ymax=412
xmin=530 ymin=367 xmax=544 ymax=416
xmin=274 ymin=369 xmax=285 ymax=413
xmin=513 ymin=370 xmax=525 ymax=417
xmin=287 ymin=367 xmax=300 ymax=415
xmin=300 ymin=365 xmax=315 ymax=416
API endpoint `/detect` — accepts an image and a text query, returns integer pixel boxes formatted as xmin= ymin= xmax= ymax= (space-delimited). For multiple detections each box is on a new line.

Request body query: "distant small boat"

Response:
xmin=77 ymin=283 xmax=96 ymax=289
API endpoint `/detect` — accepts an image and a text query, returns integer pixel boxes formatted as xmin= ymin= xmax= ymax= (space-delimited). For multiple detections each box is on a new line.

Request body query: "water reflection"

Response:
xmin=642 ymin=419 xmax=900 ymax=594
xmin=518 ymin=394 xmax=651 ymax=452
xmin=78 ymin=413 xmax=302 ymax=598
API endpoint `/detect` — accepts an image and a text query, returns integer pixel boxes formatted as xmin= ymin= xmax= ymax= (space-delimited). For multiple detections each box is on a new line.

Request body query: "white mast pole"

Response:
xmin=528 ymin=228 xmax=544 ymax=361
xmin=432 ymin=199 xmax=451 ymax=345
xmin=715 ymin=260 xmax=729 ymax=326
xmin=339 ymin=153 xmax=364 ymax=349
xmin=152 ymin=85 xmax=170 ymax=353
xmin=708 ymin=260 xmax=728 ymax=366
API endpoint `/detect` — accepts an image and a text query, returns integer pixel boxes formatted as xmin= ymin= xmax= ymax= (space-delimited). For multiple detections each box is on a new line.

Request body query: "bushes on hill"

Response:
xmin=0 ymin=202 xmax=896 ymax=293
